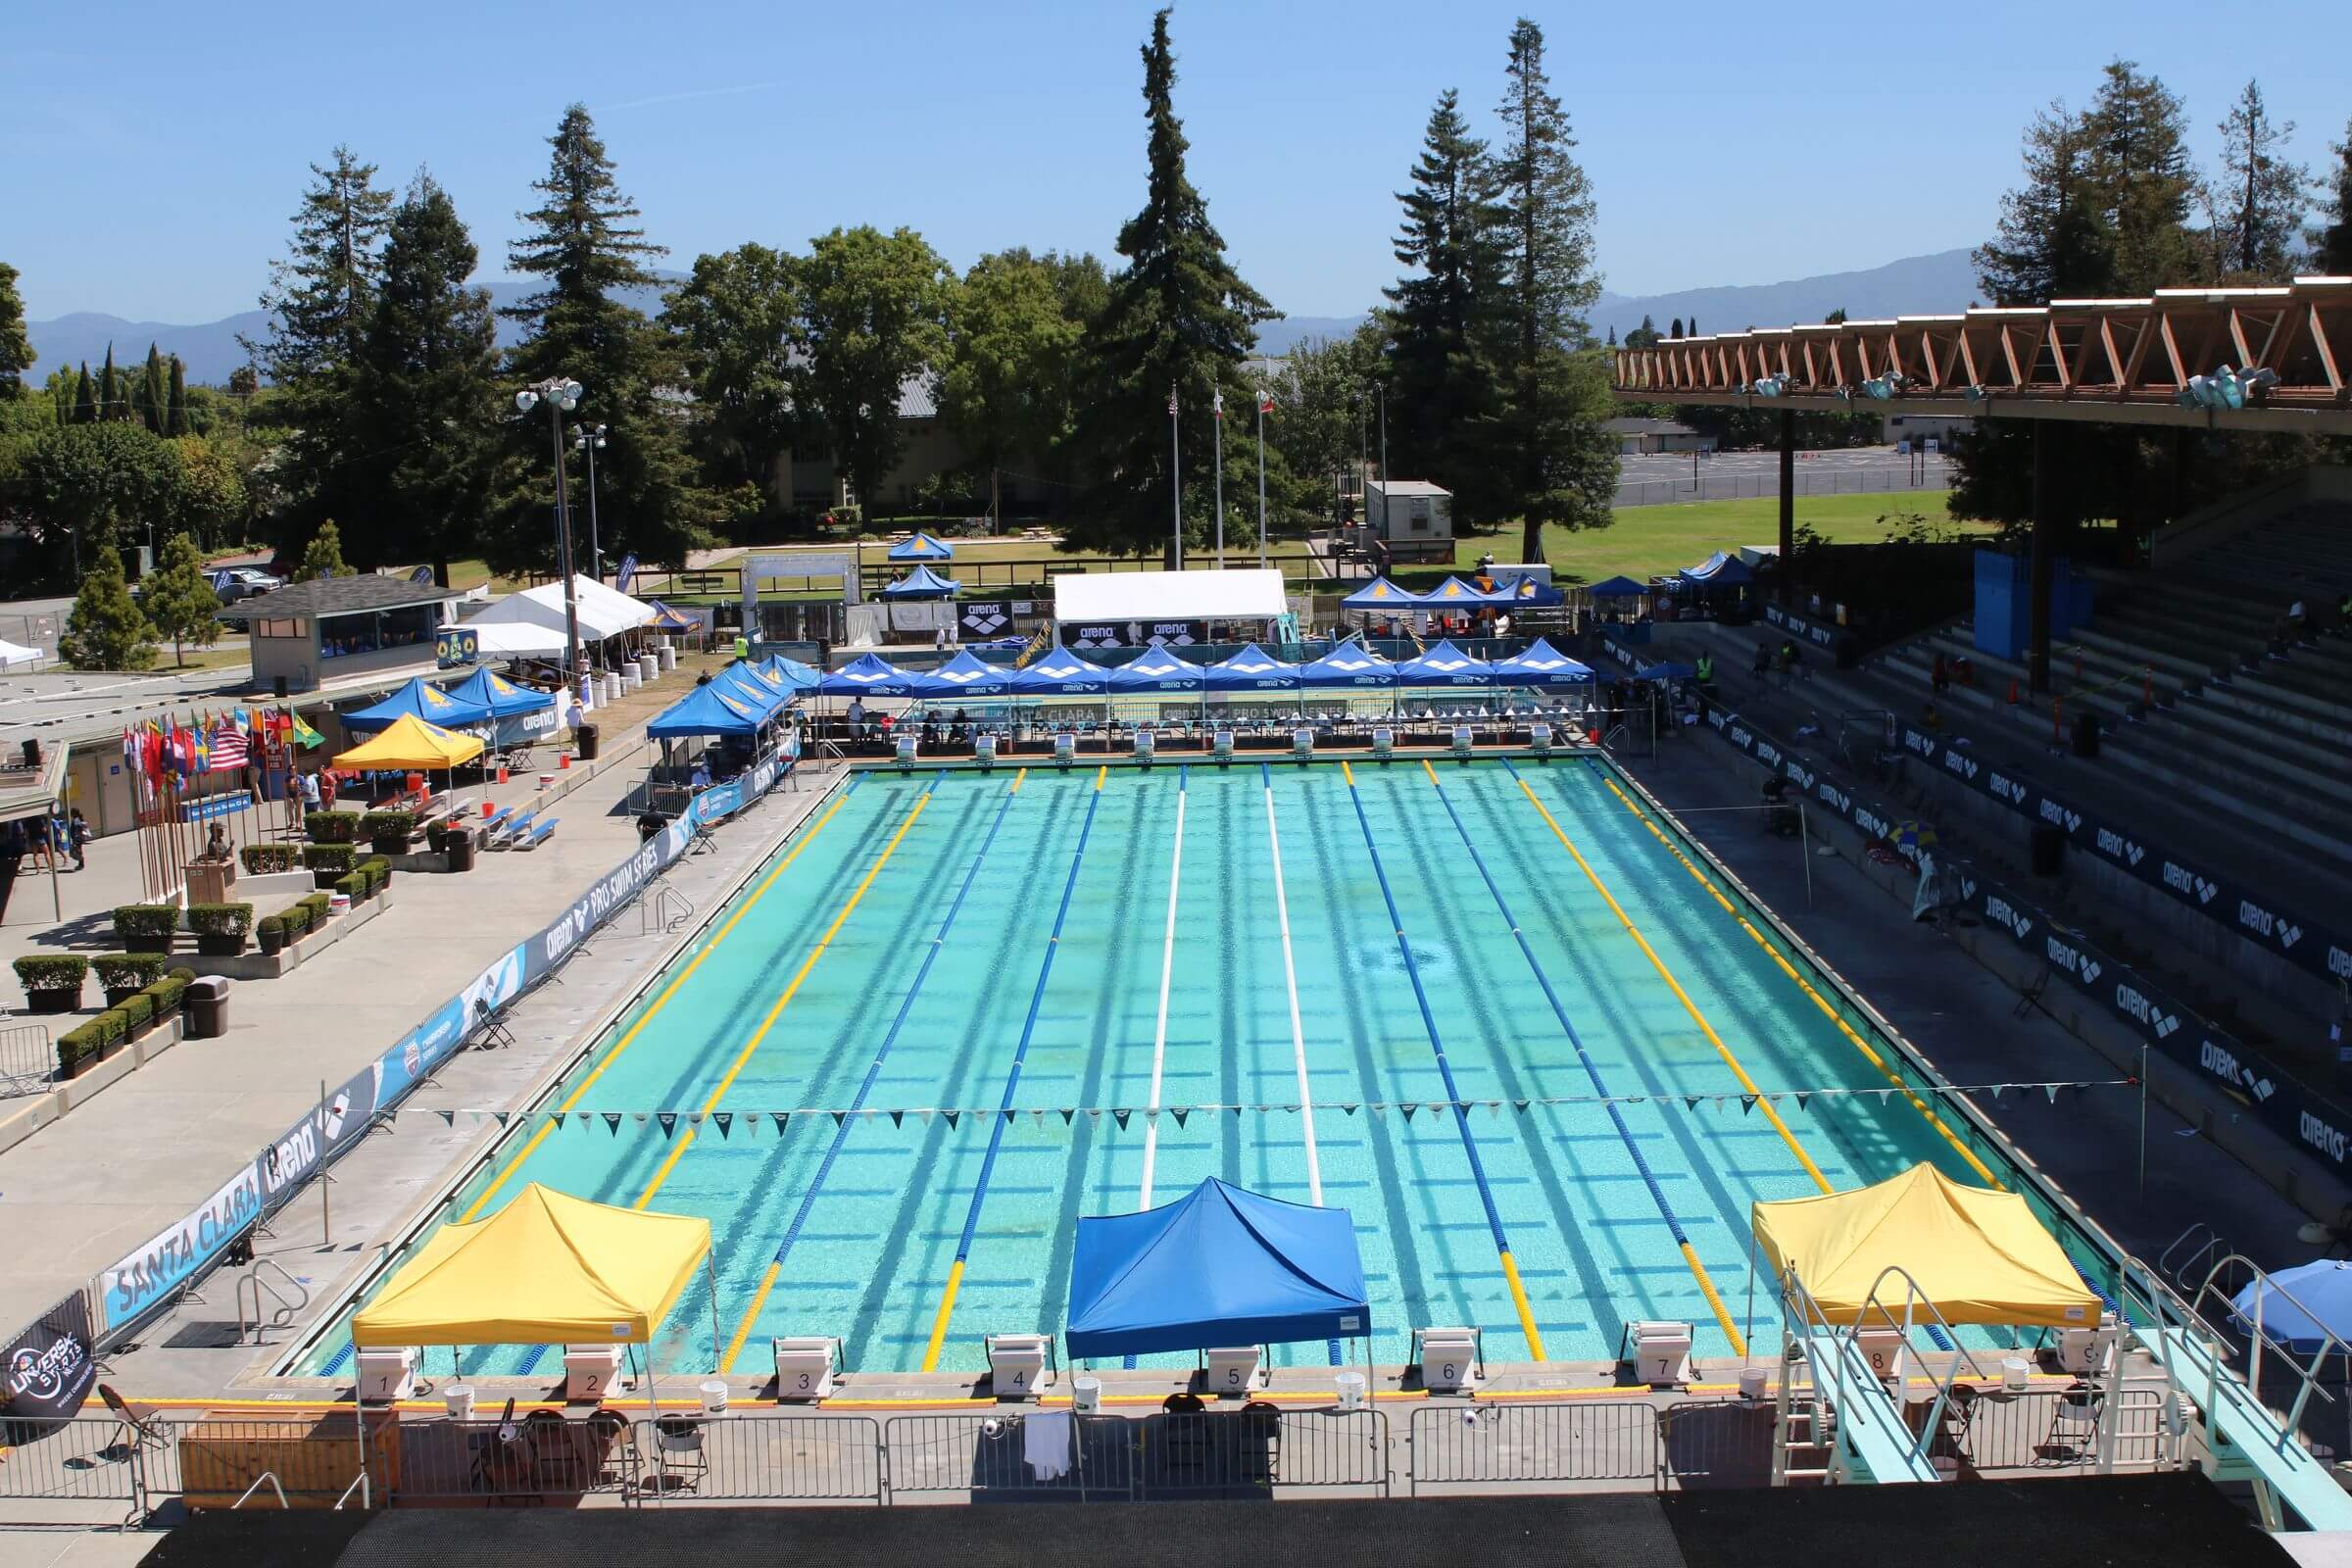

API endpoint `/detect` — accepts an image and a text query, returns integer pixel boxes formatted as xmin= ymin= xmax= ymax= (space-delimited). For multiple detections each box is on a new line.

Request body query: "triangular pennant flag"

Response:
xmin=657 ymin=1112 xmax=677 ymax=1139
xmin=1369 ymin=1102 xmax=1386 ymax=1117
xmin=943 ymin=1110 xmax=960 ymax=1129
xmin=889 ymin=1109 xmax=904 ymax=1128
xmin=491 ymin=1111 xmax=510 ymax=1125
xmin=604 ymin=1113 xmax=622 ymax=1135
xmin=1341 ymin=1103 xmax=1357 ymax=1117
xmin=1229 ymin=1105 xmax=1244 ymax=1117
xmin=1171 ymin=1107 xmax=1190 ymax=1127
xmin=1284 ymin=1104 xmax=1300 ymax=1116
xmin=860 ymin=1108 xmax=876 ymax=1122
xmin=1112 ymin=1109 xmax=1131 ymax=1130
xmin=712 ymin=1112 xmax=732 ymax=1139
xmin=1622 ymin=1096 xmax=1645 ymax=1105
xmin=1430 ymin=1102 xmax=1450 ymax=1118
xmin=1400 ymin=1103 xmax=1417 ymax=1121
xmin=1992 ymin=1085 xmax=2006 ymax=1102
xmin=831 ymin=1111 xmax=847 ymax=1127
xmin=1793 ymin=1093 xmax=1810 ymax=1112
xmin=1030 ymin=1108 xmax=1045 ymax=1125
xmin=551 ymin=1112 xmax=566 ymax=1130
xmin=1145 ymin=1108 xmax=1159 ymax=1122
xmin=1086 ymin=1108 xmax=1102 ymax=1122
xmin=2043 ymin=1084 xmax=2059 ymax=1103
xmin=917 ymin=1108 xmax=933 ymax=1122
xmin=1004 ymin=1108 xmax=1018 ymax=1124
xmin=1740 ymin=1095 xmax=1757 ymax=1116
xmin=1513 ymin=1100 xmax=1530 ymax=1113
xmin=1059 ymin=1108 xmax=1075 ymax=1125
xmin=1877 ymin=1089 xmax=1895 ymax=1104
xmin=1684 ymin=1097 xmax=1701 ymax=1111
xmin=433 ymin=1108 xmax=455 ymax=1128
xmin=770 ymin=1112 xmax=789 ymax=1135
xmin=687 ymin=1111 xmax=705 ymax=1125
xmin=632 ymin=1112 xmax=649 ymax=1128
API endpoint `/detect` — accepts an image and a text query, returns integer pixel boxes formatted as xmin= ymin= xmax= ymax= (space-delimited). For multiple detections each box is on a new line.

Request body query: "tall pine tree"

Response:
xmin=137 ymin=343 xmax=169 ymax=433
xmin=1382 ymin=88 xmax=1505 ymax=520
xmin=2209 ymin=80 xmax=2310 ymax=281
xmin=1485 ymin=18 xmax=1614 ymax=564
xmin=1974 ymin=105 xmax=2115 ymax=303
xmin=165 ymin=357 xmax=189 ymax=437
xmin=72 ymin=364 xmax=95 ymax=424
xmin=241 ymin=147 xmax=394 ymax=385
xmin=348 ymin=172 xmax=501 ymax=583
xmin=2083 ymin=60 xmax=2199 ymax=293
xmin=1069 ymin=8 xmax=1274 ymax=564
xmin=2317 ymin=119 xmax=2352 ymax=275
xmin=98 ymin=345 xmax=122 ymax=420
xmin=0 ymin=261 xmax=31 ymax=393
xmin=494 ymin=105 xmax=707 ymax=572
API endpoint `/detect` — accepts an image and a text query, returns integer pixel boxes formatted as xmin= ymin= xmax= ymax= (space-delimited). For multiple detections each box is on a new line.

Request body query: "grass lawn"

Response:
xmin=157 ymin=637 xmax=253 ymax=672
xmin=1396 ymin=492 xmax=1983 ymax=590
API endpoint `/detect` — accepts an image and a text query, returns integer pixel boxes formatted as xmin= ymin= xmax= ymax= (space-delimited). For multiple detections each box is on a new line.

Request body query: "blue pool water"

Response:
xmin=300 ymin=758 xmax=2048 ymax=1378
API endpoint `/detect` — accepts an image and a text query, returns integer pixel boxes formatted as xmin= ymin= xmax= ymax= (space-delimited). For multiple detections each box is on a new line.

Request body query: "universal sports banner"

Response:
xmin=1696 ymin=704 xmax=2352 ymax=1184
xmin=2 ymin=1292 xmax=97 ymax=1422
xmin=1886 ymin=719 xmax=2348 ymax=990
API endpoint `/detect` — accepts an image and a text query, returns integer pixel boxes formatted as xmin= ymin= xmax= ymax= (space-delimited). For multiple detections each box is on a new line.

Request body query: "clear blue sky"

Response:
xmin=9 ymin=0 xmax=2346 ymax=324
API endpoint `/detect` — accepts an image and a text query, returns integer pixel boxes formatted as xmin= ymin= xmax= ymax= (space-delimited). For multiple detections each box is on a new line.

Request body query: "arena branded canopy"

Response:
xmin=1106 ymin=646 xmax=1205 ymax=693
xmin=1064 ymin=1178 xmax=1369 ymax=1358
xmin=1297 ymin=640 xmax=1397 ymax=689
xmin=1680 ymin=551 xmax=1753 ymax=586
xmin=1201 ymin=644 xmax=1299 ymax=693
xmin=351 ymin=1184 xmax=710 ymax=1348
xmin=1006 ymin=648 xmax=1110 ymax=695
xmin=907 ymin=649 xmax=1011 ymax=699
xmin=1750 ymin=1163 xmax=2101 ymax=1330
xmin=1340 ymin=576 xmax=1423 ymax=610
xmin=1394 ymin=639 xmax=1492 ymax=686
xmin=341 ymin=677 xmax=492 ymax=733
xmin=816 ymin=653 xmax=922 ymax=698
xmin=886 ymin=532 xmax=956 ymax=562
xmin=1490 ymin=638 xmax=1593 ymax=686
xmin=1054 ymin=567 xmax=1286 ymax=627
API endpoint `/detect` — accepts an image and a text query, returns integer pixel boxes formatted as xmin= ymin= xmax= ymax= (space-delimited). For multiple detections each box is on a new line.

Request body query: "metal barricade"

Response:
xmin=1134 ymin=1406 xmax=1389 ymax=1499
xmin=1944 ymin=1385 xmax=2172 ymax=1475
xmin=0 ymin=1020 xmax=53 ymax=1098
xmin=1407 ymin=1398 xmax=1662 ymax=1494
xmin=0 ymin=1413 xmax=146 ymax=1525
xmin=883 ymin=1411 xmax=1133 ymax=1502
xmin=644 ymin=1412 xmax=881 ymax=1504
xmin=365 ymin=1411 xmax=636 ymax=1505
xmin=1660 ymin=1398 xmax=1777 ymax=1490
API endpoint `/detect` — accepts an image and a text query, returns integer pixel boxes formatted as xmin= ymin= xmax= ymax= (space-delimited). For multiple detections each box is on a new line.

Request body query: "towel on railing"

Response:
xmin=1023 ymin=1409 xmax=1074 ymax=1481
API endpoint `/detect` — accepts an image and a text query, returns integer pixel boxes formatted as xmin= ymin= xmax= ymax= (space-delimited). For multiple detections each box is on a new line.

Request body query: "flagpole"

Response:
xmin=1256 ymin=390 xmax=1268 ymax=573
xmin=1169 ymin=381 xmax=1183 ymax=573
xmin=1212 ymin=380 xmax=1224 ymax=571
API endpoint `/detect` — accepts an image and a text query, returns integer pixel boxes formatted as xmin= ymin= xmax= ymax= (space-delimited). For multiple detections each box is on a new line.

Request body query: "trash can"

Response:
xmin=576 ymin=722 xmax=601 ymax=762
xmin=446 ymin=828 xmax=477 ymax=872
xmin=186 ymin=976 xmax=230 ymax=1039
xmin=2071 ymin=710 xmax=2101 ymax=759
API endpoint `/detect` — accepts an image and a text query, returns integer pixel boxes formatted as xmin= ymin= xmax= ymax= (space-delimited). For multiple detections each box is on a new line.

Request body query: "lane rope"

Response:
xmin=1264 ymin=762 xmax=1323 ymax=1206
xmin=1139 ymin=763 xmax=1187 ymax=1208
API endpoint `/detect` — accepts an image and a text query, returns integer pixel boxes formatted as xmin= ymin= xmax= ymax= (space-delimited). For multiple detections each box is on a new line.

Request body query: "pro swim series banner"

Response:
xmin=93 ymin=752 xmax=790 ymax=1336
xmin=1693 ymin=705 xmax=2352 ymax=1185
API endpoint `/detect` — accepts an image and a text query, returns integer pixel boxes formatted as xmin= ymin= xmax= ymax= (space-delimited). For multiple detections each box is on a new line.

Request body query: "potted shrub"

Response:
xmin=304 ymin=844 xmax=357 ymax=889
xmin=112 ymin=904 xmax=181 ymax=950
xmin=256 ymin=912 xmax=290 ymax=956
xmin=93 ymin=953 xmax=169 ymax=1006
xmin=239 ymin=843 xmax=299 ymax=874
xmin=14 ymin=956 xmax=89 ymax=1013
xmin=361 ymin=857 xmax=391 ymax=896
xmin=335 ymin=870 xmax=367 ymax=903
xmin=306 ymin=809 xmax=362 ymax=844
xmin=186 ymin=903 xmax=255 ymax=956
xmin=361 ymin=810 xmax=416 ymax=854
xmin=142 ymin=970 xmax=190 ymax=1023
xmin=57 ymin=1021 xmax=101 ymax=1080
xmin=114 ymin=994 xmax=154 ymax=1042
xmin=300 ymin=893 xmax=333 ymax=925
xmin=88 ymin=1007 xmax=129 ymax=1062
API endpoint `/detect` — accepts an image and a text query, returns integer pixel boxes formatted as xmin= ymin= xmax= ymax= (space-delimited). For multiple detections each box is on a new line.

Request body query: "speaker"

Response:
xmin=2030 ymin=821 xmax=2064 ymax=876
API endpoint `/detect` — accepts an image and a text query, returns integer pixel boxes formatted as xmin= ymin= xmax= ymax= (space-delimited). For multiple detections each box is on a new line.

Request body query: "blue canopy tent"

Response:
xmin=1201 ymin=644 xmax=1300 ymax=693
xmin=885 ymin=532 xmax=956 ymax=563
xmin=710 ymin=662 xmax=795 ymax=717
xmin=1393 ymin=640 xmax=1494 ymax=687
xmin=1501 ymin=575 xmax=1565 ymax=608
xmin=643 ymin=600 xmax=701 ymax=633
xmin=1297 ymin=640 xmax=1397 ymax=689
xmin=341 ymin=677 xmax=493 ymax=734
xmin=1423 ymin=575 xmax=1513 ymax=608
xmin=1064 ymin=1178 xmax=1370 ymax=1360
xmin=1105 ymin=647 xmax=1205 ymax=694
xmin=879 ymin=564 xmax=961 ymax=599
xmin=907 ymin=649 xmax=1011 ymax=700
xmin=817 ymin=653 xmax=923 ymax=698
xmin=1587 ymin=574 xmax=1648 ymax=599
xmin=1679 ymin=551 xmax=1753 ymax=588
xmin=646 ymin=683 xmax=768 ymax=739
xmin=1006 ymin=648 xmax=1110 ymax=696
xmin=446 ymin=666 xmax=557 ymax=721
xmin=757 ymin=654 xmax=822 ymax=692
xmin=1340 ymin=576 xmax=1423 ymax=611
xmin=1490 ymin=638 xmax=1594 ymax=687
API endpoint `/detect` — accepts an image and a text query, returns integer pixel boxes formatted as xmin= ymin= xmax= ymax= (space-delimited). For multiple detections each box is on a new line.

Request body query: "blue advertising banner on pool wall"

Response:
xmin=93 ymin=748 xmax=795 ymax=1336
xmin=1690 ymin=704 xmax=2352 ymax=1189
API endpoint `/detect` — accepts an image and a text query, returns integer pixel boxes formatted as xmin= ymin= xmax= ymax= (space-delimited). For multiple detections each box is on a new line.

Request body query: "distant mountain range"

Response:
xmin=29 ymin=249 xmax=1985 ymax=384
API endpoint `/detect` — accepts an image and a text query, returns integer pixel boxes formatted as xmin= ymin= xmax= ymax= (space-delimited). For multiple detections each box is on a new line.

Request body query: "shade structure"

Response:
xmin=1680 ymin=551 xmax=1753 ymax=586
xmin=1340 ymin=576 xmax=1423 ymax=610
xmin=712 ymin=659 xmax=797 ymax=713
xmin=1006 ymin=648 xmax=1110 ymax=695
xmin=332 ymin=712 xmax=486 ymax=771
xmin=1064 ymin=1179 xmax=1369 ymax=1359
xmin=466 ymin=574 xmax=657 ymax=643
xmin=1054 ymin=567 xmax=1287 ymax=627
xmin=643 ymin=599 xmax=701 ymax=632
xmin=341 ymin=677 xmax=493 ymax=734
xmin=447 ymin=618 xmax=578 ymax=659
xmin=886 ymin=531 xmax=956 ymax=562
xmin=757 ymin=655 xmax=822 ymax=692
xmin=1297 ymin=640 xmax=1397 ymax=689
xmin=880 ymin=564 xmax=961 ymax=599
xmin=352 ymin=1184 xmax=710 ymax=1348
xmin=2232 ymin=1260 xmax=2352 ymax=1351
xmin=816 ymin=653 xmax=922 ymax=698
xmin=907 ymin=649 xmax=1011 ymax=699
xmin=1502 ymin=575 xmax=1565 ymax=607
xmin=647 ymin=682 xmax=770 ymax=740
xmin=1423 ymin=574 xmax=1513 ymax=607
xmin=1394 ymin=639 xmax=1492 ymax=687
xmin=1490 ymin=637 xmax=1593 ymax=686
xmin=1751 ymin=1163 xmax=2102 ymax=1330
xmin=444 ymin=667 xmax=556 ymax=721
xmin=0 ymin=639 xmax=42 ymax=669
xmin=1586 ymin=574 xmax=1649 ymax=599
xmin=1105 ymin=646 xmax=1205 ymax=693
xmin=1200 ymin=644 xmax=1299 ymax=693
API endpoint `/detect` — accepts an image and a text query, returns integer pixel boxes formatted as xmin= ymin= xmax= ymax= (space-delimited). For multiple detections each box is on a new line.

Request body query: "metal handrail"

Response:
xmin=2183 ymin=1251 xmax=2345 ymax=1436
xmin=232 ymin=1471 xmax=288 ymax=1509
xmin=2159 ymin=1223 xmax=2230 ymax=1291
xmin=334 ymin=1470 xmax=371 ymax=1510
xmin=235 ymin=1257 xmax=311 ymax=1345
xmin=1777 ymin=1262 xmax=1987 ymax=1483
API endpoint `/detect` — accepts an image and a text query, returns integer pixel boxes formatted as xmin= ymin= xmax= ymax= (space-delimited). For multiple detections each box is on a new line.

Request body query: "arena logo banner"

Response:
xmin=2 ymin=1292 xmax=97 ymax=1422
xmin=1067 ymin=623 xmax=1123 ymax=651
xmin=957 ymin=600 xmax=1014 ymax=640
xmin=1142 ymin=620 xmax=1204 ymax=648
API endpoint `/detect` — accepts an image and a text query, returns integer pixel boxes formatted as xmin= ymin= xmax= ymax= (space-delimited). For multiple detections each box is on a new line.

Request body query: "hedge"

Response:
xmin=14 ymin=955 xmax=89 ymax=990
xmin=142 ymin=972 xmax=190 ymax=1017
xmin=361 ymin=810 xmax=416 ymax=840
xmin=186 ymin=903 xmax=254 ymax=937
xmin=114 ymin=993 xmax=154 ymax=1032
xmin=93 ymin=953 xmax=170 ymax=990
xmin=240 ymin=844 xmax=300 ymax=874
xmin=306 ymin=810 xmax=363 ymax=844
xmin=169 ymin=965 xmax=196 ymax=983
xmin=335 ymin=872 xmax=366 ymax=900
xmin=58 ymin=1019 xmax=105 ymax=1070
xmin=299 ymin=893 xmax=332 ymax=922
xmin=113 ymin=904 xmax=182 ymax=947
xmin=303 ymin=844 xmax=358 ymax=873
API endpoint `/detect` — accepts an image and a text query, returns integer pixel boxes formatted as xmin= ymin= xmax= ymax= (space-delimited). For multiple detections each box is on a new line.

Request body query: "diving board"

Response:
xmin=1796 ymin=1321 xmax=1942 ymax=1485
xmin=2138 ymin=1313 xmax=2352 ymax=1529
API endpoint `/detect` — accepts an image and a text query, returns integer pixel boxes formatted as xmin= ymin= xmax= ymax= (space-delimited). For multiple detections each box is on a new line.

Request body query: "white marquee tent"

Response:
xmin=464 ymin=575 xmax=658 ymax=646
xmin=1053 ymin=568 xmax=1287 ymax=630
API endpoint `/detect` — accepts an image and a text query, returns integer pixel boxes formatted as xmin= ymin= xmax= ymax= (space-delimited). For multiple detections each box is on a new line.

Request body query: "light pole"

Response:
xmin=1377 ymin=384 xmax=1388 ymax=486
xmin=571 ymin=423 xmax=609 ymax=583
xmin=514 ymin=377 xmax=584 ymax=710
xmin=1255 ymin=385 xmax=1269 ymax=572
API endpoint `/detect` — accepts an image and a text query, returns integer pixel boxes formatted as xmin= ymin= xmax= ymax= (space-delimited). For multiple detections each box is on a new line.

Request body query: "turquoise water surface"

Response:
xmin=302 ymin=758 xmax=2032 ymax=1379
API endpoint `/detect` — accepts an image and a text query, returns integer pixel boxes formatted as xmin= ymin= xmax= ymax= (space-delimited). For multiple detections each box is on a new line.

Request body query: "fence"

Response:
xmin=1613 ymin=466 xmax=1950 ymax=510
xmin=0 ymin=1019 xmax=53 ymax=1096
xmin=0 ymin=1393 xmax=2179 ymax=1521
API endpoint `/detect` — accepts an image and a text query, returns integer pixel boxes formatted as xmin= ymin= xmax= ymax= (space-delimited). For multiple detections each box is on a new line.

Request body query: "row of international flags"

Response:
xmin=119 ymin=706 xmax=323 ymax=792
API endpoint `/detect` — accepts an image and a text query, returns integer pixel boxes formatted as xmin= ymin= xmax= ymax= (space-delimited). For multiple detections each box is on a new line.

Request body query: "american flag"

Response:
xmin=1259 ymin=388 xmax=1275 ymax=415
xmin=210 ymin=719 xmax=247 ymax=770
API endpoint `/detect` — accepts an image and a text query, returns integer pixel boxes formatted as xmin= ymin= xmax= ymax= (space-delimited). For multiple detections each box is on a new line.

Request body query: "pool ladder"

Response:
xmin=235 ymin=1257 xmax=311 ymax=1346
xmin=641 ymin=879 xmax=696 ymax=936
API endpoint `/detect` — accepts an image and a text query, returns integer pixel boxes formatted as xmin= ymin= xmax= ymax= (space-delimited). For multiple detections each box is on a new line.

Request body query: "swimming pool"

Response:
xmin=299 ymin=756 xmax=2052 ymax=1379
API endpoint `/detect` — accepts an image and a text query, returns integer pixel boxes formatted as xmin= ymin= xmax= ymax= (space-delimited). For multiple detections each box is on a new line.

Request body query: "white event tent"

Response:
xmin=1052 ymin=568 xmax=1288 ymax=640
xmin=458 ymin=575 xmax=658 ymax=656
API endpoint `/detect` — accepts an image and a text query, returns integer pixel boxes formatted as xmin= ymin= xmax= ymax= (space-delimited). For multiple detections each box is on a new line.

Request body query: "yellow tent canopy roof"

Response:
xmin=332 ymin=711 xmax=486 ymax=771
xmin=352 ymin=1184 xmax=710 ymax=1347
xmin=1751 ymin=1163 xmax=2101 ymax=1330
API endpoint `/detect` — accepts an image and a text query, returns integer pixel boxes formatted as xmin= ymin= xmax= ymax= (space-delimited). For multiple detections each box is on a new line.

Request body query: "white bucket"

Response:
xmin=700 ymin=1379 xmax=729 ymax=1415
xmin=1739 ymin=1367 xmax=1768 ymax=1401
xmin=2001 ymin=1356 xmax=2032 ymax=1392
xmin=444 ymin=1383 xmax=476 ymax=1420
xmin=327 ymin=893 xmax=352 ymax=915
xmin=1335 ymin=1371 xmax=1368 ymax=1410
xmin=1073 ymin=1375 xmax=1102 ymax=1414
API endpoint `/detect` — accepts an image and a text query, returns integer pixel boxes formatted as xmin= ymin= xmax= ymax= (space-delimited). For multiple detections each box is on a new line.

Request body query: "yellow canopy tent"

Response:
xmin=1751 ymin=1163 xmax=2100 ymax=1330
xmin=354 ymin=1184 xmax=711 ymax=1348
xmin=332 ymin=712 xmax=486 ymax=772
